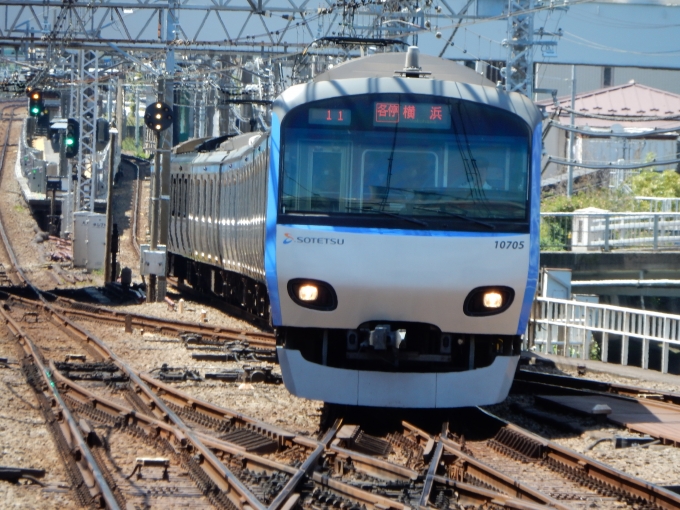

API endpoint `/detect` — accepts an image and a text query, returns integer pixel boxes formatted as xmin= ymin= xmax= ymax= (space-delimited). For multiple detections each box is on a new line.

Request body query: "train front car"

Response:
xmin=267 ymin=50 xmax=542 ymax=408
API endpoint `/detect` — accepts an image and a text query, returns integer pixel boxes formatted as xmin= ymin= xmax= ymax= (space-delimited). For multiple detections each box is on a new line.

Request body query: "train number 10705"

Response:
xmin=494 ymin=240 xmax=525 ymax=249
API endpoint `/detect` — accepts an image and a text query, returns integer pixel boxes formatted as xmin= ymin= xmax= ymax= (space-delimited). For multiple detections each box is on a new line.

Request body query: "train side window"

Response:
xmin=194 ymin=179 xmax=199 ymax=218
xmin=209 ymin=179 xmax=214 ymax=220
xmin=201 ymin=179 xmax=208 ymax=219
xmin=171 ymin=177 xmax=176 ymax=217
xmin=183 ymin=177 xmax=188 ymax=218
xmin=177 ymin=175 xmax=182 ymax=218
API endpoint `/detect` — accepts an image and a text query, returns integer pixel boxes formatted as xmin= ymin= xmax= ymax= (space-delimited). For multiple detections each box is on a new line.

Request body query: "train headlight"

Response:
xmin=483 ymin=291 xmax=503 ymax=309
xmin=287 ymin=279 xmax=338 ymax=311
xmin=464 ymin=286 xmax=515 ymax=316
xmin=298 ymin=284 xmax=318 ymax=301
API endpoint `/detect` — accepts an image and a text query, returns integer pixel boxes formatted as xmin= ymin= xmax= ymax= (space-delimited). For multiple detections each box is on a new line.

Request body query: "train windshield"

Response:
xmin=279 ymin=94 xmax=532 ymax=232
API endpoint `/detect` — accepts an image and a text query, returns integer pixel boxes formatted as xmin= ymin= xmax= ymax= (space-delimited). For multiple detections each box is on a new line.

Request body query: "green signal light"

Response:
xmin=65 ymin=138 xmax=74 ymax=146
xmin=30 ymin=107 xmax=40 ymax=114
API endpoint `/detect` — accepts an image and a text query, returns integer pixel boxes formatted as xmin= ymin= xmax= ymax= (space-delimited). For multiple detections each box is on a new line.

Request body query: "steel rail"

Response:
xmin=0 ymin=103 xmax=28 ymax=287
xmin=480 ymin=408 xmax=680 ymax=510
xmin=51 ymin=369 xmax=301 ymax=475
xmin=509 ymin=422 xmax=680 ymax=509
xmin=40 ymin=303 xmax=270 ymax=510
xmin=428 ymin=476 xmax=554 ymax=510
xmin=439 ymin=436 xmax=572 ymax=510
xmin=139 ymin=373 xmax=294 ymax=442
xmin=268 ymin=422 xmax=341 ymax=510
xmin=54 ymin=368 xmax=350 ymax=510
xmin=0 ymin=305 xmax=121 ymax=509
xmin=311 ymin=471 xmax=412 ymax=510
xmin=52 ymin=299 xmax=276 ymax=346
xmin=328 ymin=444 xmax=419 ymax=481
xmin=407 ymin=411 xmax=680 ymax=509
xmin=403 ymin=422 xmax=570 ymax=509
xmin=0 ymin=297 xmax=273 ymax=506
xmin=3 ymin=293 xmax=275 ymax=346
xmin=310 ymin=467 xmax=550 ymax=510
xmin=514 ymin=369 xmax=680 ymax=447
xmin=167 ymin=276 xmax=274 ymax=332
xmin=418 ymin=439 xmax=444 ymax=509
xmin=515 ymin=369 xmax=680 ymax=406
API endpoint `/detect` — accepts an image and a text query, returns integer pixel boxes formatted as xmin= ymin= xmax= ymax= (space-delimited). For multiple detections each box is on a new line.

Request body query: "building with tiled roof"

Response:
xmin=539 ymin=81 xmax=680 ymax=189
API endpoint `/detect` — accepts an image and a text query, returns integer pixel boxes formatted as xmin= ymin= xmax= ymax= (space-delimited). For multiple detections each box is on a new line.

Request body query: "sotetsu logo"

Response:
xmin=282 ymin=233 xmax=344 ymax=245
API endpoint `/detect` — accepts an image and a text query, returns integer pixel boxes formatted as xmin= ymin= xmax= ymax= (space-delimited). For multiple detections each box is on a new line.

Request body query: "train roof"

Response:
xmin=173 ymin=132 xmax=265 ymax=156
xmin=273 ymin=47 xmax=542 ymax=129
xmin=313 ymin=51 xmax=495 ymax=87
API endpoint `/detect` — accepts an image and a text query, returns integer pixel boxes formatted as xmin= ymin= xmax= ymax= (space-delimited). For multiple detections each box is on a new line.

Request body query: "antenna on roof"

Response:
xmin=395 ymin=46 xmax=431 ymax=78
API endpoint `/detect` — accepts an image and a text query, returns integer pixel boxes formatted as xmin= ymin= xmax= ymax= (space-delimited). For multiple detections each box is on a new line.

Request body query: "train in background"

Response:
xmin=167 ymin=47 xmax=543 ymax=408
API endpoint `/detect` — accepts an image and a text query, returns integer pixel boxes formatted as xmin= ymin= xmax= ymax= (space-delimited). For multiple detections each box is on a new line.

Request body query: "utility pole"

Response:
xmin=567 ymin=65 xmax=576 ymax=197
xmin=148 ymin=116 xmax=163 ymax=302
xmin=504 ymin=0 xmax=561 ymax=97
xmin=104 ymin=129 xmax=118 ymax=282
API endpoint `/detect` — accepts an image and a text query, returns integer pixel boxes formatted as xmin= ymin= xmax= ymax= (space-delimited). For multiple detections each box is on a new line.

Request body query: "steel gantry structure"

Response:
xmin=1 ymin=0 xmax=558 ymax=291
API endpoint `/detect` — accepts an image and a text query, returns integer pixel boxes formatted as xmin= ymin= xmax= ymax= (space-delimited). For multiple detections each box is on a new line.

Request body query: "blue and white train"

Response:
xmin=168 ymin=48 xmax=542 ymax=408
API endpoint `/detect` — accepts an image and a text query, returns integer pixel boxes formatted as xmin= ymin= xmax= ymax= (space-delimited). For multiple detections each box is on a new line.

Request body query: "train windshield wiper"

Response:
xmin=412 ymin=206 xmax=495 ymax=229
xmin=346 ymin=206 xmax=429 ymax=227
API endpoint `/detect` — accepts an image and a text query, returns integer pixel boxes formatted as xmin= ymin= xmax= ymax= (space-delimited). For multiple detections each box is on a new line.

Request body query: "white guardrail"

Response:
xmin=527 ymin=297 xmax=680 ymax=374
xmin=540 ymin=211 xmax=680 ymax=251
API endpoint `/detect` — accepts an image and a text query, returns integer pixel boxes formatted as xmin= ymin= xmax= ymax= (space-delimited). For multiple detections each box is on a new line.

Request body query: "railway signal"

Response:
xmin=144 ymin=101 xmax=173 ymax=132
xmin=28 ymin=89 xmax=43 ymax=117
xmin=65 ymin=118 xmax=80 ymax=159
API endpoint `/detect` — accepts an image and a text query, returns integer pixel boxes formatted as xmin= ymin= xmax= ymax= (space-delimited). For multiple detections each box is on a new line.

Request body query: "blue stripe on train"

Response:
xmin=265 ymin=113 xmax=282 ymax=326
xmin=516 ymin=122 xmax=542 ymax=335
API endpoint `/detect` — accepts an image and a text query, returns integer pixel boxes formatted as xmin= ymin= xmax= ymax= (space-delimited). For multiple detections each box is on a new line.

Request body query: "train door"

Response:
xmin=209 ymin=174 xmax=221 ymax=266
xmin=180 ymin=174 xmax=189 ymax=256
xmin=189 ymin=172 xmax=200 ymax=261
xmin=169 ymin=174 xmax=178 ymax=252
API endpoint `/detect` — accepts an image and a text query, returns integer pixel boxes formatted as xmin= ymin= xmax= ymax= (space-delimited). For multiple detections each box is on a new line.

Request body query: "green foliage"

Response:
xmin=121 ymin=137 xmax=149 ymax=159
xmin=628 ymin=170 xmax=680 ymax=198
xmin=539 ymin=151 xmax=680 ymax=251
xmin=539 ymin=188 xmax=640 ymax=250
xmin=541 ymin=187 xmax=639 ymax=213
xmin=589 ymin=338 xmax=601 ymax=361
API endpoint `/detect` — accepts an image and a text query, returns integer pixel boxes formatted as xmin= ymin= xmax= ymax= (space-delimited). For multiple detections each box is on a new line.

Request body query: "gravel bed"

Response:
xmin=110 ymin=299 xmax=262 ymax=334
xmin=0 ymin=325 xmax=79 ymax=509
xmin=485 ymin=384 xmax=680 ymax=488
xmin=523 ymin=362 xmax=680 ymax=395
xmin=72 ymin=318 xmax=321 ymax=435
xmin=2 ymin=115 xmax=680 ymax=506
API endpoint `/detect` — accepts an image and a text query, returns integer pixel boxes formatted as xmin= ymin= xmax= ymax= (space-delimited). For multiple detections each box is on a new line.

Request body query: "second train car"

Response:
xmin=168 ymin=47 xmax=542 ymax=407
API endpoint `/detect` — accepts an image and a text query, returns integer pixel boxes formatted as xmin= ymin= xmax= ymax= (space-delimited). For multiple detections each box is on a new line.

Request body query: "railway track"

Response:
xmin=49 ymin=293 xmax=276 ymax=347
xmin=513 ymin=369 xmax=680 ymax=447
xmin=514 ymin=369 xmax=680 ymax=406
xmin=0 ymin=101 xmax=26 ymax=287
xmin=0 ymin=296 xmax=550 ymax=510
xmin=2 ymin=102 xmax=680 ymax=508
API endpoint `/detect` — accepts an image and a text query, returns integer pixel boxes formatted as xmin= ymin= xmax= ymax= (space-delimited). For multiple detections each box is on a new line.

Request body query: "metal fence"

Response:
xmin=528 ymin=297 xmax=680 ymax=374
xmin=540 ymin=211 xmax=680 ymax=251
xmin=637 ymin=197 xmax=680 ymax=213
xmin=19 ymin=120 xmax=48 ymax=194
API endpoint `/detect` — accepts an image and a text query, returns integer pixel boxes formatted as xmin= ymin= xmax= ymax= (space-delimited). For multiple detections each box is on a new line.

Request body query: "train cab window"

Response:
xmin=287 ymin=148 xmax=349 ymax=212
xmin=279 ymin=93 xmax=532 ymax=233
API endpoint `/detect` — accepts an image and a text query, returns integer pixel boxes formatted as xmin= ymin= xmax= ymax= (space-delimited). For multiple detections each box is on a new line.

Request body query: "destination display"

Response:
xmin=309 ymin=108 xmax=351 ymax=126
xmin=373 ymin=102 xmax=451 ymax=129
